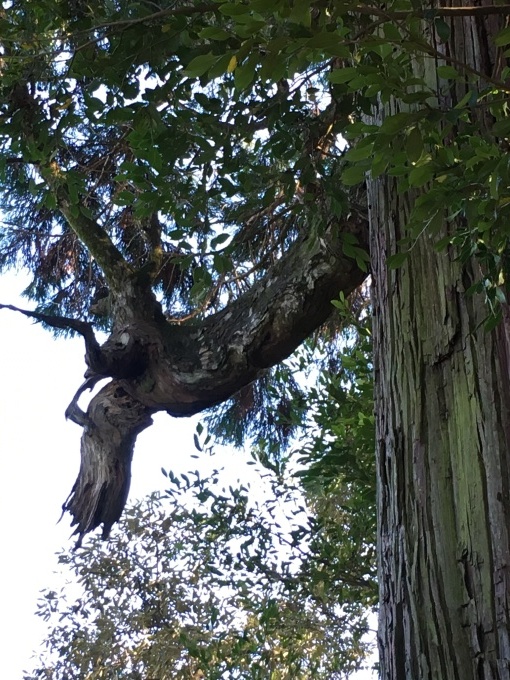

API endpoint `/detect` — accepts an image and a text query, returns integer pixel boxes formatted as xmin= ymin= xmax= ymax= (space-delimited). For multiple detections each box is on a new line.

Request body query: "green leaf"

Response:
xmin=213 ymin=253 xmax=232 ymax=274
xmin=234 ymin=61 xmax=256 ymax=90
xmin=383 ymin=22 xmax=401 ymax=42
xmin=454 ymin=90 xmax=477 ymax=109
xmin=492 ymin=118 xmax=510 ymax=138
xmin=435 ymin=18 xmax=451 ymax=42
xmin=250 ymin=0 xmax=277 ymax=8
xmin=435 ymin=235 xmax=452 ymax=252
xmin=42 ymin=190 xmax=57 ymax=210
xmin=371 ymin=154 xmax=388 ymax=178
xmin=408 ymin=162 xmax=434 ymax=187
xmin=260 ymin=51 xmax=288 ymax=81
xmin=341 ymin=233 xmax=360 ymax=245
xmin=113 ymin=190 xmax=135 ymax=206
xmin=137 ymin=146 xmax=163 ymax=173
xmin=199 ymin=27 xmax=231 ymax=41
xmin=306 ymin=32 xmax=343 ymax=49
xmin=495 ymin=26 xmax=510 ymax=47
xmin=344 ymin=140 xmax=374 ymax=162
xmin=436 ymin=65 xmax=459 ymax=79
xmin=484 ymin=310 xmax=502 ymax=331
xmin=218 ymin=3 xmax=251 ymax=16
xmin=289 ymin=2 xmax=311 ymax=27
xmin=341 ymin=165 xmax=366 ymax=186
xmin=387 ymin=252 xmax=409 ymax=269
xmin=208 ymin=54 xmax=234 ymax=79
xmin=329 ymin=67 xmax=358 ymax=84
xmin=405 ymin=127 xmax=423 ymax=163
xmin=379 ymin=112 xmax=414 ymax=134
xmin=211 ymin=233 xmax=230 ymax=248
xmin=182 ymin=52 xmax=218 ymax=77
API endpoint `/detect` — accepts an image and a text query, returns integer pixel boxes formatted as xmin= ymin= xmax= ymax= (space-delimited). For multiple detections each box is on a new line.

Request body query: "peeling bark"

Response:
xmin=62 ymin=382 xmax=154 ymax=546
xmin=372 ymin=179 xmax=510 ymax=680
xmin=61 ymin=213 xmax=368 ymax=543
xmin=370 ymin=8 xmax=510 ymax=678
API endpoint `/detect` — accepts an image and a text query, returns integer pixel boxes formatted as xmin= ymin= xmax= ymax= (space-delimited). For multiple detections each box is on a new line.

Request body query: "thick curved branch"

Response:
xmin=64 ymin=211 xmax=369 ymax=543
xmin=128 ymin=212 xmax=370 ymax=414
xmin=50 ymin=181 xmax=131 ymax=289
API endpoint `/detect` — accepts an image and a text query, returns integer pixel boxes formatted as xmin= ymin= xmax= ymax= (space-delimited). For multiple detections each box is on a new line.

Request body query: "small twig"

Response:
xmin=0 ymin=302 xmax=98 ymax=346
xmin=352 ymin=4 xmax=510 ymax=20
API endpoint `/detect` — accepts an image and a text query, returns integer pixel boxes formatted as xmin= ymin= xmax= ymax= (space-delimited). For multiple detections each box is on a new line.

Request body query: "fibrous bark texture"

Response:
xmin=63 ymin=382 xmax=154 ymax=546
xmin=371 ymin=7 xmax=510 ymax=678
xmin=372 ymin=178 xmax=510 ymax=679
xmin=63 ymin=214 xmax=368 ymax=543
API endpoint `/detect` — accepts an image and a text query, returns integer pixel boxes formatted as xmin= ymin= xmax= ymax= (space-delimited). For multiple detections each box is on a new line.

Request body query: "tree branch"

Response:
xmin=83 ymin=2 xmax=217 ymax=34
xmin=0 ymin=302 xmax=100 ymax=351
xmin=48 ymin=179 xmax=131 ymax=290
xmin=65 ymin=375 xmax=105 ymax=426
xmin=120 ymin=211 xmax=370 ymax=415
xmin=352 ymin=4 xmax=510 ymax=19
xmin=61 ymin=210 xmax=369 ymax=543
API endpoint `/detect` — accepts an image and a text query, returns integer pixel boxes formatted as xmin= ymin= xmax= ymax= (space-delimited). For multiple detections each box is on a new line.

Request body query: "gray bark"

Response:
xmin=63 ymin=213 xmax=368 ymax=543
xmin=371 ymin=6 xmax=510 ymax=677
xmin=371 ymin=174 xmax=510 ymax=679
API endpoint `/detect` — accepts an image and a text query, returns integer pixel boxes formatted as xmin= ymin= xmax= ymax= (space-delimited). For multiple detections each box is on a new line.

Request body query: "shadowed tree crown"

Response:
xmin=0 ymin=1 xmax=369 ymax=541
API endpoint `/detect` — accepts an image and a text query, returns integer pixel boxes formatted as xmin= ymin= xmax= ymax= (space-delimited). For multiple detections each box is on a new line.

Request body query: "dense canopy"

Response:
xmin=0 ymin=1 xmax=372 ymax=540
xmin=5 ymin=3 xmax=510 ymax=676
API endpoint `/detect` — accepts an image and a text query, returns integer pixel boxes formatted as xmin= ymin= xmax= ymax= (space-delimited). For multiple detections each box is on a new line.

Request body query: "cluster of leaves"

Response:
xmin=26 ymin=456 xmax=376 ymax=680
xmin=0 ymin=0 xmax=510 ymax=326
xmin=0 ymin=10 xmax=380 ymax=674
xmin=9 ymin=0 xmax=510 ymax=672
xmin=1 ymin=0 xmax=509 ymax=331
xmin=296 ymin=319 xmax=376 ymax=610
xmin=0 ymin=0 xmax=363 ymax=325
xmin=326 ymin=8 xmax=510 ymax=326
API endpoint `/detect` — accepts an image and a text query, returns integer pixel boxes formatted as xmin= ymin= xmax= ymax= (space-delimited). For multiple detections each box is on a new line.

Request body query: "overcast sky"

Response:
xmin=0 ymin=271 xmax=376 ymax=679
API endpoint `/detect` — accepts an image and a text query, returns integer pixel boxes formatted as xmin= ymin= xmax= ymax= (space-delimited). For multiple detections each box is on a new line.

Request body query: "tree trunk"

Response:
xmin=370 ymin=7 xmax=510 ymax=678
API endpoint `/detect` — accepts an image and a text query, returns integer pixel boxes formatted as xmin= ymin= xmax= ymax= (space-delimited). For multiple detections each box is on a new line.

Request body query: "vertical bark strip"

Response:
xmin=371 ymin=6 xmax=510 ymax=677
xmin=63 ymin=382 xmax=154 ymax=546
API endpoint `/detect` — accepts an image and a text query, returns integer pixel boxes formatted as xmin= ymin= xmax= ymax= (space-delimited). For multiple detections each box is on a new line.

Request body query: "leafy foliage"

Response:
xmin=0 ymin=0 xmax=361 ymax=324
xmin=1 ymin=1 xmax=509 ymax=327
xmin=5 ymin=0 xmax=510 ymax=674
xmin=26 ymin=461 xmax=376 ymax=680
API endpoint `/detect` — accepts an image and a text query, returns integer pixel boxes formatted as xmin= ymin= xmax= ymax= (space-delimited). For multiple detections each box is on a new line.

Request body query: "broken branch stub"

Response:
xmin=62 ymin=382 xmax=154 ymax=547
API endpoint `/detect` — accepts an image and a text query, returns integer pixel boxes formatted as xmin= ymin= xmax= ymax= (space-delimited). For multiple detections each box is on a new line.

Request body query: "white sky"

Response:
xmin=0 ymin=271 xmax=208 ymax=677
xmin=0 ymin=271 xmax=376 ymax=679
